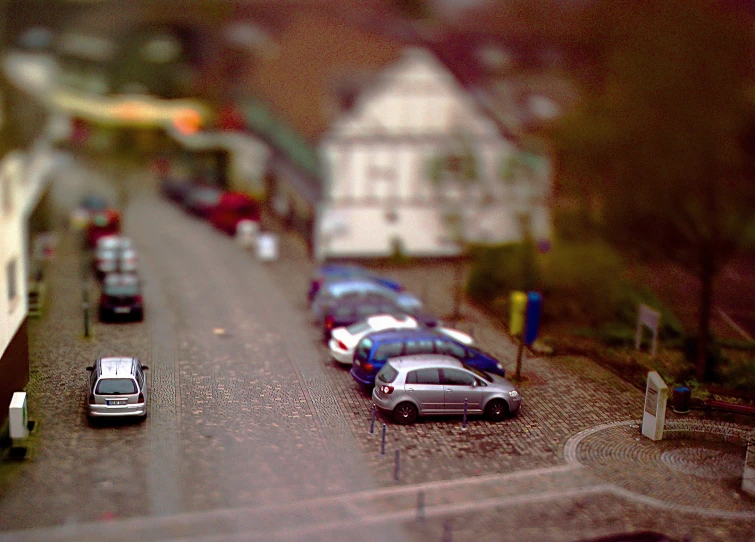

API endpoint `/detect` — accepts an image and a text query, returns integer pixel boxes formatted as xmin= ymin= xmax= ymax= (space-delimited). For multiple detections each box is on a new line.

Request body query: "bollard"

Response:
xmin=381 ymin=423 xmax=387 ymax=455
xmin=442 ymin=520 xmax=452 ymax=542
xmin=369 ymin=404 xmax=376 ymax=434
xmin=416 ymin=490 xmax=425 ymax=522
xmin=462 ymin=398 xmax=468 ymax=430
xmin=82 ymin=286 xmax=90 ymax=338
xmin=394 ymin=449 xmax=400 ymax=482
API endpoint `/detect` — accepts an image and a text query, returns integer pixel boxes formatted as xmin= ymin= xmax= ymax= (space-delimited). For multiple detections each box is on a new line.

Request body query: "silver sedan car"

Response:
xmin=372 ymin=355 xmax=521 ymax=424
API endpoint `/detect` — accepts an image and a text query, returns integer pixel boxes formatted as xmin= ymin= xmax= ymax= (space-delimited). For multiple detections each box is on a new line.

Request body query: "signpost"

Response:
xmin=636 ymin=304 xmax=661 ymax=358
xmin=512 ymin=291 xmax=542 ymax=382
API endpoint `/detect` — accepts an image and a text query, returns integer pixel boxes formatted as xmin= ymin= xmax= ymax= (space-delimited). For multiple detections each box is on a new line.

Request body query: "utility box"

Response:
xmin=510 ymin=291 xmax=527 ymax=336
xmin=525 ymin=292 xmax=542 ymax=346
xmin=9 ymin=392 xmax=28 ymax=440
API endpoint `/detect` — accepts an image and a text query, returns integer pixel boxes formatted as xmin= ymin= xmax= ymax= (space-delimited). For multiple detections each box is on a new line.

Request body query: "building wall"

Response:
xmin=0 ymin=321 xmax=29 ymax=424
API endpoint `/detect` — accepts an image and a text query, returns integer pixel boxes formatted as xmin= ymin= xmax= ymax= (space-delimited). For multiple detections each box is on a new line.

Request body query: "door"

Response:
xmin=440 ymin=368 xmax=483 ymax=413
xmin=404 ymin=368 xmax=444 ymax=413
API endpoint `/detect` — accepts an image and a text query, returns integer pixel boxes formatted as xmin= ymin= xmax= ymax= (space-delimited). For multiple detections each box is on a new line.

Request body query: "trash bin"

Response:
xmin=672 ymin=386 xmax=691 ymax=414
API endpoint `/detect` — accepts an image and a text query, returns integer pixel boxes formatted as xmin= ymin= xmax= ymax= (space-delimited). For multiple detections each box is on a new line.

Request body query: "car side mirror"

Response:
xmin=86 ymin=366 xmax=94 ymax=372
xmin=141 ymin=365 xmax=149 ymax=370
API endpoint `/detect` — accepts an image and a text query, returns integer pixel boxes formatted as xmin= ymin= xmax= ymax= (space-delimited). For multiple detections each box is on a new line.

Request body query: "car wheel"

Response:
xmin=485 ymin=399 xmax=509 ymax=422
xmin=393 ymin=402 xmax=418 ymax=425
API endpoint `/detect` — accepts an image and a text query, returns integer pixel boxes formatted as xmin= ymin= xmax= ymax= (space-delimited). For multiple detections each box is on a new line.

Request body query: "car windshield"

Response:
xmin=463 ymin=364 xmax=494 ymax=383
xmin=196 ymin=189 xmax=221 ymax=203
xmin=346 ymin=322 xmax=371 ymax=334
xmin=96 ymin=378 xmax=137 ymax=394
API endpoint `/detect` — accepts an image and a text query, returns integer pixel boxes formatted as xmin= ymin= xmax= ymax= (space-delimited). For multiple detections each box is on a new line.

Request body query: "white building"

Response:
xmin=317 ymin=47 xmax=551 ymax=259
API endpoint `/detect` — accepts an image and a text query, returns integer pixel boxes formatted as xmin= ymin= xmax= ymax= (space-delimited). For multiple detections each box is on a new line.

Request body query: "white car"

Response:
xmin=94 ymin=235 xmax=134 ymax=277
xmin=329 ymin=313 xmax=474 ymax=366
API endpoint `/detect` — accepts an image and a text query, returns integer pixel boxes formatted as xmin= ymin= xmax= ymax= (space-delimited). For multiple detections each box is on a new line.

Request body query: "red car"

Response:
xmin=86 ymin=209 xmax=121 ymax=248
xmin=208 ymin=192 xmax=261 ymax=235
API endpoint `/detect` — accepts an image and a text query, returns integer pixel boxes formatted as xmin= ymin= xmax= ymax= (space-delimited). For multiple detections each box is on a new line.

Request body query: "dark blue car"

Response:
xmin=308 ymin=264 xmax=403 ymax=303
xmin=350 ymin=329 xmax=506 ymax=389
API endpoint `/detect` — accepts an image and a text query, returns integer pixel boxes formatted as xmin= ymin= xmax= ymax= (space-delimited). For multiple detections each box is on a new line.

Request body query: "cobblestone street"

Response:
xmin=0 ymin=156 xmax=753 ymax=541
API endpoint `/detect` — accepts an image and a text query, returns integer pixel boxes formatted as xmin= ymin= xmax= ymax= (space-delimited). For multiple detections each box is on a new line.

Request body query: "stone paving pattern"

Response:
xmin=0 ymin=155 xmax=754 ymax=541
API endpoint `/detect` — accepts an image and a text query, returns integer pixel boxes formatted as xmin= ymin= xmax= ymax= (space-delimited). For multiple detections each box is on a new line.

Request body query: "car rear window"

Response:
xmin=96 ymin=378 xmax=137 ymax=395
xmin=347 ymin=322 xmax=371 ymax=334
xmin=377 ymin=364 xmax=399 ymax=384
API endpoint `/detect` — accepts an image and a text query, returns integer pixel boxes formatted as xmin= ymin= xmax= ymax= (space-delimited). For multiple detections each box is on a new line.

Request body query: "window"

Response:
xmin=377 ymin=364 xmax=398 ymax=384
xmin=96 ymin=378 xmax=137 ymax=395
xmin=355 ymin=338 xmax=373 ymax=363
xmin=373 ymin=342 xmax=404 ymax=363
xmin=404 ymin=339 xmax=435 ymax=356
xmin=434 ymin=339 xmax=466 ymax=360
xmin=441 ymin=369 xmax=476 ymax=386
xmin=406 ymin=368 xmax=440 ymax=385
xmin=6 ymin=259 xmax=17 ymax=303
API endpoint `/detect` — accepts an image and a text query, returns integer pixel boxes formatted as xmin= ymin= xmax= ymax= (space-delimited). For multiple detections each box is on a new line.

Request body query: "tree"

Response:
xmin=553 ymin=0 xmax=755 ymax=380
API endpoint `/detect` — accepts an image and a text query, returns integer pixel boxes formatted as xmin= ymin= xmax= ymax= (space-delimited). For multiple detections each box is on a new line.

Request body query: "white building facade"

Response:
xmin=316 ymin=48 xmax=551 ymax=260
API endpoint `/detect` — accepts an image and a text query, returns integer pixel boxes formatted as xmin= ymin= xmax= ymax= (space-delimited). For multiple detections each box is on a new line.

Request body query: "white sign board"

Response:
xmin=9 ymin=392 xmax=28 ymax=440
xmin=256 ymin=232 xmax=279 ymax=261
xmin=642 ymin=371 xmax=669 ymax=441
xmin=636 ymin=304 xmax=661 ymax=358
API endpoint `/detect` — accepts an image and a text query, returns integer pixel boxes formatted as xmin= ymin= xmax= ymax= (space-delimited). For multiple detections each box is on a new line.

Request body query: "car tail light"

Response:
xmin=135 ymin=295 xmax=143 ymax=304
xmin=379 ymin=385 xmax=394 ymax=394
xmin=337 ymin=340 xmax=347 ymax=350
xmin=325 ymin=316 xmax=335 ymax=330
xmin=363 ymin=363 xmax=374 ymax=373
xmin=89 ymin=393 xmax=96 ymax=404
xmin=138 ymin=392 xmax=144 ymax=403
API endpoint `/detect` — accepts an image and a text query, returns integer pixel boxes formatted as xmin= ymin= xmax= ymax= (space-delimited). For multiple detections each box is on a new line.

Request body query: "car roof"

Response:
xmin=98 ymin=357 xmax=137 ymax=377
xmin=362 ymin=328 xmax=449 ymax=342
xmin=387 ymin=355 xmax=463 ymax=370
xmin=328 ymin=295 xmax=400 ymax=310
xmin=366 ymin=314 xmax=414 ymax=327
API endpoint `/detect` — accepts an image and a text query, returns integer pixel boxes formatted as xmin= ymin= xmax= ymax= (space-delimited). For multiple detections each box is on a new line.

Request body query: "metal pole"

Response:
xmin=380 ymin=423 xmax=386 ymax=455
xmin=394 ymin=449 xmax=400 ymax=482
xmin=514 ymin=338 xmax=525 ymax=382
xmin=442 ymin=520 xmax=452 ymax=542
xmin=416 ymin=490 xmax=425 ymax=522
xmin=369 ymin=404 xmax=376 ymax=434
xmin=462 ymin=398 xmax=468 ymax=430
xmin=83 ymin=286 xmax=90 ymax=338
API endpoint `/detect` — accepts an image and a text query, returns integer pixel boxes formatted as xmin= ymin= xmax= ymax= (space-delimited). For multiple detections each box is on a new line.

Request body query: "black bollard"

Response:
xmin=462 ymin=398 xmax=468 ymax=430
xmin=369 ymin=404 xmax=376 ymax=435
xmin=381 ymin=423 xmax=386 ymax=455
xmin=442 ymin=520 xmax=452 ymax=542
xmin=394 ymin=449 xmax=400 ymax=482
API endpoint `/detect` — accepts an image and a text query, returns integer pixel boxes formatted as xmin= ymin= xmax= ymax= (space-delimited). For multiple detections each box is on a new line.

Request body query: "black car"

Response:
xmin=321 ymin=294 xmax=439 ymax=342
xmin=181 ymin=183 xmax=223 ymax=218
xmin=99 ymin=273 xmax=144 ymax=322
xmin=160 ymin=177 xmax=193 ymax=204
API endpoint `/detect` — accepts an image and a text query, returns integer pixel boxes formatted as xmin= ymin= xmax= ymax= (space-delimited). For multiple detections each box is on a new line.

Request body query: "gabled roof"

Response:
xmin=246 ymin=9 xmax=405 ymax=144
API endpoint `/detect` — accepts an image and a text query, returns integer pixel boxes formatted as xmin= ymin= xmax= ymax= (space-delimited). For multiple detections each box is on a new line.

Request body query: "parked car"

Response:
xmin=320 ymin=293 xmax=439 ymax=342
xmin=311 ymin=278 xmax=423 ymax=324
xmin=372 ymin=355 xmax=520 ymax=424
xmin=94 ymin=235 xmax=134 ymax=279
xmin=350 ymin=328 xmax=506 ymax=389
xmin=79 ymin=194 xmax=109 ymax=215
xmin=86 ymin=357 xmax=149 ymax=420
xmin=208 ymin=192 xmax=261 ymax=236
xmin=99 ymin=272 xmax=143 ymax=322
xmin=330 ymin=313 xmax=474 ymax=366
xmin=182 ymin=183 xmax=223 ymax=218
xmin=308 ymin=263 xmax=403 ymax=303
xmin=86 ymin=208 xmax=121 ymax=248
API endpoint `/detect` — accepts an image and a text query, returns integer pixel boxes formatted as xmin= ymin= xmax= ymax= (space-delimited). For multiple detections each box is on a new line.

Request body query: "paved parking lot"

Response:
xmin=1 ymin=156 xmax=754 ymax=541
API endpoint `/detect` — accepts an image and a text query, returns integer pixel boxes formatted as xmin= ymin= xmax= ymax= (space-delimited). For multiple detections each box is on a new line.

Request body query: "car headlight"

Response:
xmin=496 ymin=363 xmax=504 ymax=371
xmin=509 ymin=390 xmax=520 ymax=399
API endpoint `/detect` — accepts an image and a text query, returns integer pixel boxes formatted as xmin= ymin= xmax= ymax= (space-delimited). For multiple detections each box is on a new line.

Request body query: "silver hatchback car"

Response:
xmin=86 ymin=357 xmax=149 ymax=419
xmin=372 ymin=355 xmax=521 ymax=425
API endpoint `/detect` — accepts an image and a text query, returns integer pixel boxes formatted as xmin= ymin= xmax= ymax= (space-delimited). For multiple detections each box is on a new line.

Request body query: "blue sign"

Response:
xmin=525 ymin=292 xmax=542 ymax=346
